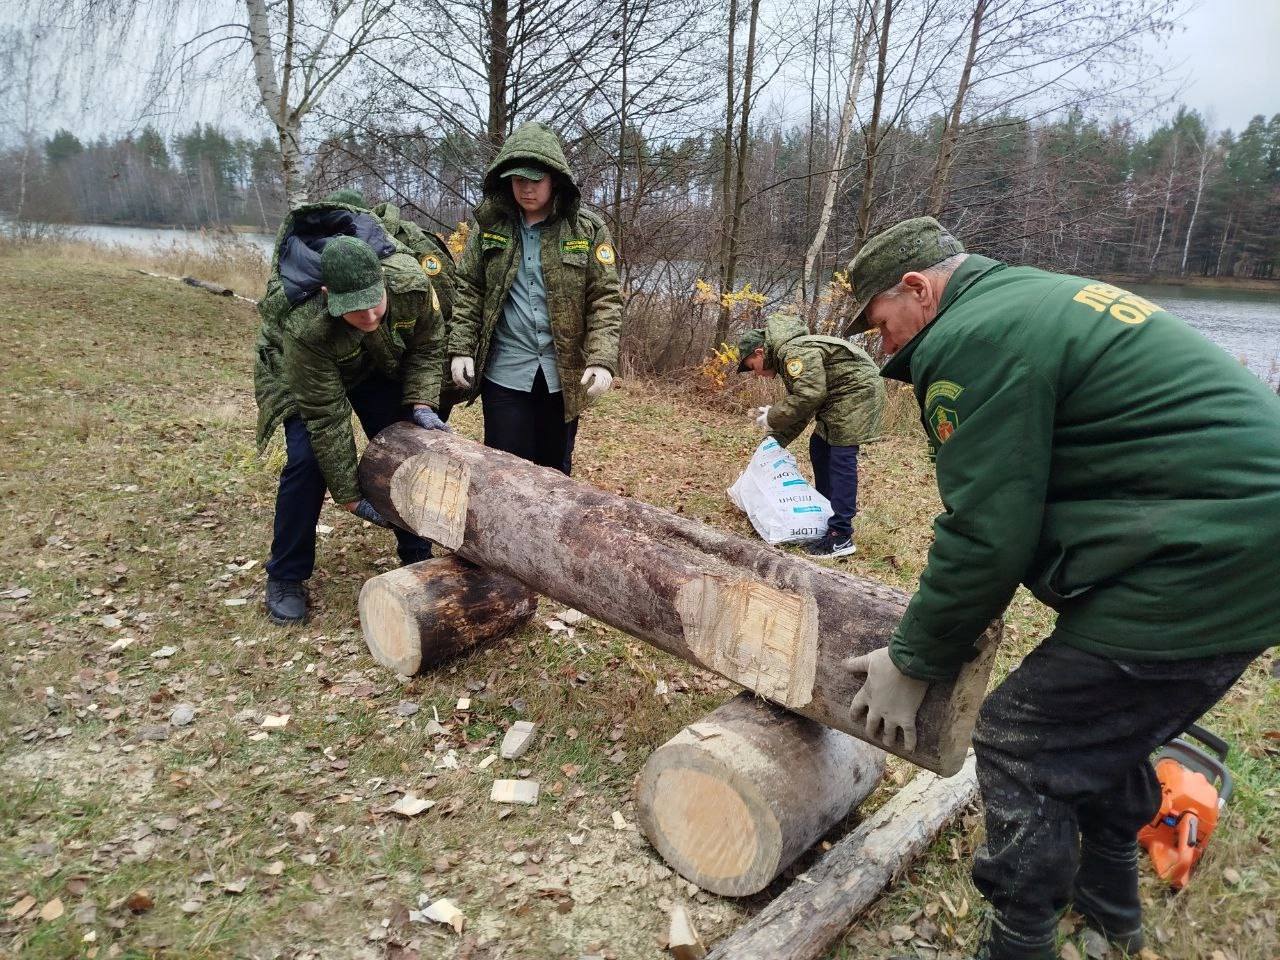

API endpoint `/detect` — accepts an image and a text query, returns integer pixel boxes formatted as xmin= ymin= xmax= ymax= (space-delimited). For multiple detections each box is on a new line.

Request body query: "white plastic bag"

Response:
xmin=727 ymin=438 xmax=832 ymax=545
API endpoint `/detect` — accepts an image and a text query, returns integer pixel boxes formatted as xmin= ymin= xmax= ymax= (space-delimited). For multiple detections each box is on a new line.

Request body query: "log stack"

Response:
xmin=360 ymin=425 xmax=1000 ymax=775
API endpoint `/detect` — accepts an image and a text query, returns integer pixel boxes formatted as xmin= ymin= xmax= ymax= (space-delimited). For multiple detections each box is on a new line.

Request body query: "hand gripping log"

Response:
xmin=359 ymin=425 xmax=1000 ymax=775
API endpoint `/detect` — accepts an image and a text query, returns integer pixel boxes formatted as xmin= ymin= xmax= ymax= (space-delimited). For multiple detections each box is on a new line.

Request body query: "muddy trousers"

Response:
xmin=971 ymin=639 xmax=1256 ymax=959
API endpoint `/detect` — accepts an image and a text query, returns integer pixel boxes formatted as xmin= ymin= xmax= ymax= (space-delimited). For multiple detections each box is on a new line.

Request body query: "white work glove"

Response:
xmin=581 ymin=366 xmax=613 ymax=398
xmin=450 ymin=356 xmax=474 ymax=390
xmin=845 ymin=647 xmax=930 ymax=753
xmin=749 ymin=405 xmax=772 ymax=432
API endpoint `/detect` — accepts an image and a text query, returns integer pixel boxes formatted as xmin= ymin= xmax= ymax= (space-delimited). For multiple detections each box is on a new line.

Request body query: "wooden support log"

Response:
xmin=359 ymin=425 xmax=1000 ymax=774
xmin=358 ymin=557 xmax=537 ymax=675
xmin=181 ymin=275 xmax=234 ymax=296
xmin=637 ymin=693 xmax=886 ymax=896
xmin=704 ymin=754 xmax=979 ymax=960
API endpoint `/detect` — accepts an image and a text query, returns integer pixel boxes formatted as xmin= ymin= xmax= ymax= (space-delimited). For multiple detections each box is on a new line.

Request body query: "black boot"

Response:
xmin=1073 ymin=836 xmax=1145 ymax=953
xmin=397 ymin=544 xmax=433 ymax=567
xmin=265 ymin=578 xmax=308 ymax=625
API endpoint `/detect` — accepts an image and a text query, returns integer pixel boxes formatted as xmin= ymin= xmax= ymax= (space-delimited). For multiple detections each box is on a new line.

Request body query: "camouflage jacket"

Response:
xmin=449 ymin=121 xmax=623 ymax=422
xmin=764 ymin=313 xmax=885 ymax=448
xmin=253 ymin=202 xmax=444 ymax=504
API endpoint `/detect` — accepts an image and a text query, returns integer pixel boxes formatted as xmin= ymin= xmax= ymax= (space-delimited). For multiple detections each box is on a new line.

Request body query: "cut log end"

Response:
xmin=359 ymin=573 xmax=428 ymax=675
xmin=637 ymin=694 xmax=886 ymax=897
xmin=359 ymin=558 xmax=537 ymax=675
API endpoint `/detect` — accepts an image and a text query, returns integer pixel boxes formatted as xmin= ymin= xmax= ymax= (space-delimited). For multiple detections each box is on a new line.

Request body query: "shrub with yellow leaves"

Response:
xmin=446 ymin=221 xmax=470 ymax=259
xmin=699 ymin=342 xmax=740 ymax=390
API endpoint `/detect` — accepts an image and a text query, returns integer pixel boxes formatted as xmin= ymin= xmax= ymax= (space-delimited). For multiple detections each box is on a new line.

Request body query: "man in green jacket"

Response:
xmin=448 ymin=121 xmax=622 ymax=474
xmin=737 ymin=310 xmax=885 ymax=556
xmin=254 ymin=227 xmax=448 ymax=624
xmin=842 ymin=217 xmax=1279 ymax=960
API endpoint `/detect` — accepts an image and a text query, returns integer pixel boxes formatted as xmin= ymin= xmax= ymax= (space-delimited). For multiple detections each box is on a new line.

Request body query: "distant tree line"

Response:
xmin=0 ymin=124 xmax=284 ymax=229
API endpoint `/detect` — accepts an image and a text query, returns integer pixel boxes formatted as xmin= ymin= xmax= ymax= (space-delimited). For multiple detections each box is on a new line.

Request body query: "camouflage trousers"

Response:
xmin=970 ymin=638 xmax=1256 ymax=958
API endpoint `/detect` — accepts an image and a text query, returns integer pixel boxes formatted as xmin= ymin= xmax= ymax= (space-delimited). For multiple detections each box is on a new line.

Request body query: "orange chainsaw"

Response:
xmin=1138 ymin=724 xmax=1232 ymax=890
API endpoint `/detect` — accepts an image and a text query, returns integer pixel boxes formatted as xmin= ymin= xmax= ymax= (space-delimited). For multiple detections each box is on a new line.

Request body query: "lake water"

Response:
xmin=1128 ymin=284 xmax=1280 ymax=381
xmin=14 ymin=223 xmax=1280 ymax=381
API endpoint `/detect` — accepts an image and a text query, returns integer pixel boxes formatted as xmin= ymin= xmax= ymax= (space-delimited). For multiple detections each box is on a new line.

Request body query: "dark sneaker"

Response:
xmin=805 ymin=531 xmax=857 ymax=558
xmin=265 ymin=578 xmax=308 ymax=625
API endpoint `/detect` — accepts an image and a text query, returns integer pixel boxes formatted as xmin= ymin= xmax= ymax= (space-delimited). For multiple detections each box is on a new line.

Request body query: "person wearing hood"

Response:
xmin=448 ymin=121 xmax=623 ymax=473
xmin=254 ymin=203 xmax=448 ymax=625
xmin=737 ymin=310 xmax=885 ymax=556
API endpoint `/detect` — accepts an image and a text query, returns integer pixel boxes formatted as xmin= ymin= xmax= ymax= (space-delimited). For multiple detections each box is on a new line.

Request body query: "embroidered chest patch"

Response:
xmin=562 ymin=238 xmax=590 ymax=255
xmin=481 ymin=232 xmax=510 ymax=251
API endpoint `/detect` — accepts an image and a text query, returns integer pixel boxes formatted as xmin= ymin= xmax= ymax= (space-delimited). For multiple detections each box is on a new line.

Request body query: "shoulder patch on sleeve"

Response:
xmin=924 ymin=379 xmax=964 ymax=409
xmin=420 ymin=253 xmax=443 ymax=277
xmin=594 ymin=243 xmax=616 ymax=266
xmin=785 ymin=357 xmax=805 ymax=378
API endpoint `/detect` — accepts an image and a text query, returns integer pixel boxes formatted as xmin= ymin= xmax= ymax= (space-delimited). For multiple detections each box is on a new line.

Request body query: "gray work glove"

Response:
xmin=352 ymin=499 xmax=392 ymax=528
xmin=411 ymin=406 xmax=452 ymax=432
xmin=845 ymin=647 xmax=930 ymax=752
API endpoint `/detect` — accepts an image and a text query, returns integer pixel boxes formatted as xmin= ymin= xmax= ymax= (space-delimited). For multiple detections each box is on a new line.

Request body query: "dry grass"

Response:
xmin=0 ymin=246 xmax=1275 ymax=960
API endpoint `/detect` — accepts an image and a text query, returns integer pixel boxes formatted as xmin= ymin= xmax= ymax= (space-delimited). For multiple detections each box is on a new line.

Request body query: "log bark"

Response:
xmin=358 ymin=557 xmax=537 ymax=675
xmin=359 ymin=425 xmax=1000 ymax=775
xmin=705 ymin=754 xmax=979 ymax=960
xmin=182 ymin=276 xmax=234 ymax=297
xmin=637 ymin=693 xmax=885 ymax=896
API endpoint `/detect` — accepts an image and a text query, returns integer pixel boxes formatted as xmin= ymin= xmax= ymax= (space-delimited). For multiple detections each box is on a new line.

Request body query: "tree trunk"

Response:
xmin=359 ymin=425 xmax=1000 ymax=775
xmin=855 ymin=0 xmax=893 ymax=246
xmin=1180 ymin=134 xmax=1210 ymax=276
xmin=637 ymin=692 xmax=885 ymax=896
xmin=724 ymin=0 xmax=762 ymax=307
xmin=925 ymin=0 xmax=985 ymax=217
xmin=801 ymin=0 xmax=874 ymax=300
xmin=359 ymin=557 xmax=537 ymax=675
xmin=1149 ymin=133 xmax=1179 ymax=273
xmin=487 ymin=0 xmax=511 ymax=149
xmin=704 ymin=754 xmax=978 ymax=960
xmin=715 ymin=0 xmax=740 ymax=348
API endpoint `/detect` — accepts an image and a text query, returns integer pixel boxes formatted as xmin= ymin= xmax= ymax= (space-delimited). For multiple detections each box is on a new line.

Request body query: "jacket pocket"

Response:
xmin=1029 ymin=547 xmax=1095 ymax=607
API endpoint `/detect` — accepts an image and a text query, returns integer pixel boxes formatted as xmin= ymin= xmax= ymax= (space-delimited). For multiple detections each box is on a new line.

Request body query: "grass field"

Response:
xmin=0 ymin=242 xmax=1276 ymax=960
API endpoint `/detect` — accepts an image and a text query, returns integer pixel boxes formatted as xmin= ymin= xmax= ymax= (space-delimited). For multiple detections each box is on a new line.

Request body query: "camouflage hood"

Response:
xmin=763 ymin=312 xmax=810 ymax=367
xmin=271 ymin=201 xmax=396 ymax=307
xmin=475 ymin=122 xmax=581 ymax=227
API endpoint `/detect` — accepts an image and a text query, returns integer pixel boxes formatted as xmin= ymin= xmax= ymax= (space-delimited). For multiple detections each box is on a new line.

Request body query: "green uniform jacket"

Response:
xmin=371 ymin=201 xmax=461 ymax=406
xmin=449 ymin=121 xmax=623 ymax=422
xmin=255 ymin=253 xmax=445 ymax=505
xmin=763 ymin=313 xmax=886 ymax=448
xmin=881 ymin=255 xmax=1280 ymax=681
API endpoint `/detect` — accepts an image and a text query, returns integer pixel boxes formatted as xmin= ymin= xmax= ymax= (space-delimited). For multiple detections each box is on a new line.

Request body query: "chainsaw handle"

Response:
xmin=1158 ymin=735 xmax=1234 ymax=805
xmin=1183 ymin=723 xmax=1230 ymax=763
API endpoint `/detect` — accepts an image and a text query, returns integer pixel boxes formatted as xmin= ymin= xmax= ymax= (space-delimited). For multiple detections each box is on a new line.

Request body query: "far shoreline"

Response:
xmin=1102 ymin=273 xmax=1280 ymax=295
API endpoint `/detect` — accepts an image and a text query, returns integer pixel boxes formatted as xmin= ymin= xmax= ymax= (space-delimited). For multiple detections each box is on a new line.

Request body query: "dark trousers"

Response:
xmin=809 ymin=434 xmax=859 ymax=537
xmin=481 ymin=368 xmax=580 ymax=474
xmin=265 ymin=375 xmax=432 ymax=582
xmin=971 ymin=639 xmax=1256 ymax=956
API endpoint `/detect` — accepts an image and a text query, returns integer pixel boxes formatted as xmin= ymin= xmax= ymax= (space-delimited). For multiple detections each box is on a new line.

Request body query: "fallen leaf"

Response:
xmin=390 ymin=794 xmax=435 ymax=817
xmin=890 ymin=924 xmax=912 ymax=943
xmin=289 ymin=811 xmax=314 ymax=835
xmin=39 ymin=898 xmax=65 ymax=922
xmin=420 ymin=897 xmax=465 ymax=934
xmin=223 ymin=878 xmax=249 ymax=895
xmin=151 ymin=645 xmax=177 ymax=659
xmin=7 ymin=895 xmax=35 ymax=919
xmin=125 ymin=890 xmax=154 ymax=913
xmin=180 ymin=900 xmax=203 ymax=914
xmin=263 ymin=861 xmax=285 ymax=876
xmin=261 ymin=714 xmax=290 ymax=730
xmin=611 ymin=810 xmax=629 ymax=831
xmin=1222 ymin=867 xmax=1242 ymax=886
xmin=169 ymin=703 xmax=196 ymax=726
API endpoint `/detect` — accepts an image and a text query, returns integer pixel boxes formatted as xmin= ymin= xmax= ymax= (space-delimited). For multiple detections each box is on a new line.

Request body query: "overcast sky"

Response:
xmin=1143 ymin=0 xmax=1280 ymax=132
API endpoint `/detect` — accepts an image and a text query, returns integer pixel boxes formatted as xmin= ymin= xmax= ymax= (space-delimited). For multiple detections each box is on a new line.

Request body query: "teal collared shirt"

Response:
xmin=485 ymin=217 xmax=560 ymax=392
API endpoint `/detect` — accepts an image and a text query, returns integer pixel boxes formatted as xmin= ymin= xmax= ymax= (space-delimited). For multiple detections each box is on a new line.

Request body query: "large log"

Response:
xmin=637 ymin=693 xmax=885 ymax=896
xmin=705 ymin=754 xmax=980 ymax=960
xmin=359 ymin=557 xmax=537 ymax=674
xmin=359 ymin=425 xmax=1000 ymax=774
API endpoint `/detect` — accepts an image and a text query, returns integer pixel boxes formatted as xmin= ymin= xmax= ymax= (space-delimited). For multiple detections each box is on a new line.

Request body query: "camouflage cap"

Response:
xmin=845 ymin=216 xmax=965 ymax=333
xmin=500 ymin=165 xmax=549 ymax=182
xmin=321 ymin=236 xmax=384 ymax=317
xmin=324 ymin=188 xmax=368 ymax=208
xmin=735 ymin=328 xmax=767 ymax=372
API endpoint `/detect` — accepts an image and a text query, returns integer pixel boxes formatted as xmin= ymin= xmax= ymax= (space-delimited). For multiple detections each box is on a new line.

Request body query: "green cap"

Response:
xmin=325 ymin=188 xmax=367 ymax=208
xmin=845 ymin=216 xmax=965 ymax=333
xmin=322 ymin=236 xmax=384 ymax=317
xmin=501 ymin=165 xmax=549 ymax=182
xmin=735 ymin=328 xmax=766 ymax=372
